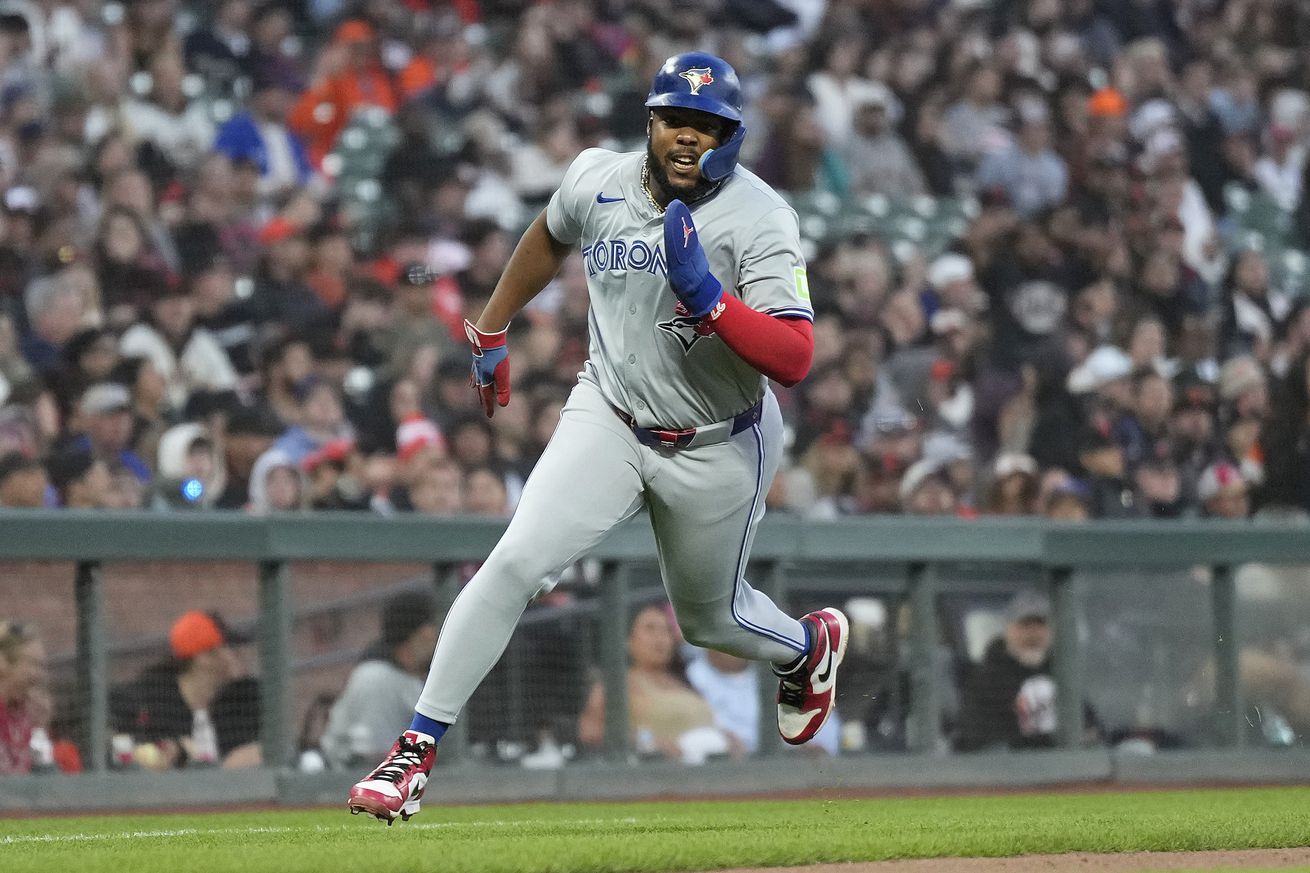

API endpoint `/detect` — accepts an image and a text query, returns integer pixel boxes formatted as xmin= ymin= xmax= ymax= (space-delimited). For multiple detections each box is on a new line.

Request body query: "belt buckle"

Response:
xmin=652 ymin=427 xmax=694 ymax=449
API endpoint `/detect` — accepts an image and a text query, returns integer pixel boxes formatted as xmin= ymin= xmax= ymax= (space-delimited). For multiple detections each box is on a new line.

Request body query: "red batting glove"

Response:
xmin=465 ymin=319 xmax=511 ymax=418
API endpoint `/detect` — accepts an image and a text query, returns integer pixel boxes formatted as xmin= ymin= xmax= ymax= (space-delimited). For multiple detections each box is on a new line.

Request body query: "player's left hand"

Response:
xmin=663 ymin=199 xmax=724 ymax=319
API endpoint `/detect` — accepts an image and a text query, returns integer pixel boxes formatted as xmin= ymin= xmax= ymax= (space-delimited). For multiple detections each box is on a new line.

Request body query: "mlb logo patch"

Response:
xmin=679 ymin=67 xmax=715 ymax=94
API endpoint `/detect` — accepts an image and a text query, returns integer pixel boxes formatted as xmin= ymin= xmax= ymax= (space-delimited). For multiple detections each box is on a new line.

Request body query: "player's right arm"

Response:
xmin=472 ymin=210 xmax=571 ymax=332
xmin=466 ymin=211 xmax=572 ymax=416
xmin=468 ymin=149 xmax=602 ymax=416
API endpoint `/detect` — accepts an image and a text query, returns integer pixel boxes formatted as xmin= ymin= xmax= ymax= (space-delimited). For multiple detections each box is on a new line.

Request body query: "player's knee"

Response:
xmin=473 ymin=549 xmax=552 ymax=600
xmin=675 ymin=613 xmax=731 ymax=650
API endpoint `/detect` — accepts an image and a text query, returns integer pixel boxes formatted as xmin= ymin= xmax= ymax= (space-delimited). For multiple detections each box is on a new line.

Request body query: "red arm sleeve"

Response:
xmin=706 ymin=295 xmax=814 ymax=387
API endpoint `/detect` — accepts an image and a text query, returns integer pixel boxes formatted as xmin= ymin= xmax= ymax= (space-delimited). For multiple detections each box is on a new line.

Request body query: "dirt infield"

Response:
xmin=712 ymin=847 xmax=1310 ymax=873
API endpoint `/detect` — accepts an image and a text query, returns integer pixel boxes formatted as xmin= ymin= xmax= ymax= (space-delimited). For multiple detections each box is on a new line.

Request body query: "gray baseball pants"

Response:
xmin=415 ymin=379 xmax=806 ymax=723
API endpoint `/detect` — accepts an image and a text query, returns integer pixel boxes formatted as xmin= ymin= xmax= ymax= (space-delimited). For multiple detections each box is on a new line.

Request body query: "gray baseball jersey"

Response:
xmin=546 ymin=148 xmax=813 ymax=429
xmin=415 ymin=150 xmax=813 ymax=730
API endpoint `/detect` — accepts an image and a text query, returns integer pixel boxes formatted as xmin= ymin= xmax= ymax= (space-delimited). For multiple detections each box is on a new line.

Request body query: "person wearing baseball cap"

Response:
xmin=71 ymin=382 xmax=151 ymax=484
xmin=214 ymin=406 xmax=283 ymax=509
xmin=898 ymin=457 xmax=957 ymax=516
xmin=109 ymin=611 xmax=259 ymax=769
xmin=985 ymin=452 xmax=1039 ymax=515
xmin=956 ymin=590 xmax=1100 ymax=752
xmin=286 ymin=17 xmax=397 ymax=168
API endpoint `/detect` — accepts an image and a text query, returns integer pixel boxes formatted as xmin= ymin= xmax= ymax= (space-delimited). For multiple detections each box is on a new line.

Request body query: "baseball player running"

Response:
xmin=349 ymin=52 xmax=848 ymax=824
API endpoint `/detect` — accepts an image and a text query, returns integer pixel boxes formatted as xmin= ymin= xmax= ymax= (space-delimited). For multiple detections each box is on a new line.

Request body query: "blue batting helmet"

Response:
xmin=646 ymin=52 xmax=746 ymax=182
xmin=645 ymin=52 xmax=742 ymax=122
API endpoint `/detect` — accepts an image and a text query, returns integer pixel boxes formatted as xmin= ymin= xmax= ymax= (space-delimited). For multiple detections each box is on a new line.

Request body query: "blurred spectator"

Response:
xmin=464 ymin=464 xmax=510 ymax=516
xmin=247 ymin=3 xmax=303 ymax=94
xmin=71 ymin=383 xmax=150 ymax=483
xmin=1263 ymin=353 xmax=1310 ymax=512
xmin=152 ymin=422 xmax=225 ymax=510
xmin=941 ymin=64 xmax=1009 ymax=172
xmin=189 ymin=256 xmax=259 ymax=376
xmin=686 ymin=648 xmax=840 ymax=756
xmin=288 ymin=20 xmax=398 ymax=169
xmin=51 ymin=327 xmax=121 ymax=413
xmin=955 ymin=591 xmax=1099 ymax=751
xmin=393 ymin=405 xmax=443 ymax=466
xmin=808 ymin=36 xmax=891 ymax=150
xmin=111 ymin=610 xmax=260 ymax=769
xmin=384 ymin=263 xmax=458 ymax=378
xmin=0 ymin=0 xmax=1303 ymax=531
xmin=251 ymin=218 xmax=330 ymax=335
xmin=898 ymin=457 xmax=957 ymax=515
xmin=215 ymin=406 xmax=281 ymax=509
xmin=247 ymin=448 xmax=308 ymax=513
xmin=1039 ymin=475 xmax=1092 ymax=520
xmin=1197 ymin=461 xmax=1250 ymax=520
xmin=1254 ymin=125 xmax=1304 ymax=213
xmin=0 ymin=451 xmax=47 ymax=507
xmin=510 ymin=115 xmax=583 ymax=204
xmin=753 ymin=88 xmax=847 ymax=195
xmin=260 ymin=337 xmax=314 ymax=426
xmin=303 ymin=437 xmax=367 ymax=511
xmin=271 ymin=378 xmax=352 ymax=465
xmin=984 ymin=453 xmax=1039 ymax=516
xmin=304 ymin=223 xmax=354 ymax=311
xmin=977 ymin=104 xmax=1068 ymax=219
xmin=46 ymin=448 xmax=111 ymax=508
xmin=184 ymin=0 xmax=252 ymax=87
xmin=120 ymin=46 xmax=215 ymax=172
xmin=405 ymin=457 xmax=463 ymax=516
xmin=1217 ymin=355 xmax=1269 ymax=425
xmin=119 ymin=285 xmax=239 ymax=414
xmin=0 ymin=620 xmax=47 ymax=774
xmin=21 ymin=271 xmax=88 ymax=373
xmin=1220 ymin=251 xmax=1290 ymax=361
xmin=213 ymin=71 xmax=311 ymax=207
xmin=319 ymin=592 xmax=438 ymax=769
xmin=578 ymin=602 xmax=739 ymax=764
xmin=841 ymin=91 xmax=926 ymax=198
xmin=1076 ymin=414 xmax=1140 ymax=518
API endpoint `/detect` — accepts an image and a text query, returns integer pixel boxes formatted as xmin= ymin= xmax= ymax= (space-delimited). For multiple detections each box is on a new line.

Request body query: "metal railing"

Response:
xmin=4 ymin=511 xmax=1310 ymax=770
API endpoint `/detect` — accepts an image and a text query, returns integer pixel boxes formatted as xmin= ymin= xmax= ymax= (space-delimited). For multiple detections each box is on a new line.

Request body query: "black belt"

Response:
xmin=612 ymin=400 xmax=764 ymax=450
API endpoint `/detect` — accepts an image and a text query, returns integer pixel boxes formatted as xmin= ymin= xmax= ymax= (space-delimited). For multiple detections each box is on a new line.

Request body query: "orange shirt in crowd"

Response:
xmin=289 ymin=67 xmax=399 ymax=168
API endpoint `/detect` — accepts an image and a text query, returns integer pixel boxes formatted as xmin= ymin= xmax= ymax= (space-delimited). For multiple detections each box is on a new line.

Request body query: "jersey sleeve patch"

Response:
xmin=794 ymin=266 xmax=810 ymax=302
xmin=736 ymin=205 xmax=809 ymax=316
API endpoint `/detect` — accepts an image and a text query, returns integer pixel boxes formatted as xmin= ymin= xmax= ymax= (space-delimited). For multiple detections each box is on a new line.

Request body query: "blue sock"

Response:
xmin=775 ymin=620 xmax=812 ymax=674
xmin=408 ymin=711 xmax=449 ymax=742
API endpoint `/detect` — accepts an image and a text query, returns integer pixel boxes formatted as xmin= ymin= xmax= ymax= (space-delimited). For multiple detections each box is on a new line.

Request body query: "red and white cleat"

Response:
xmin=347 ymin=730 xmax=436 ymax=825
xmin=775 ymin=608 xmax=849 ymax=745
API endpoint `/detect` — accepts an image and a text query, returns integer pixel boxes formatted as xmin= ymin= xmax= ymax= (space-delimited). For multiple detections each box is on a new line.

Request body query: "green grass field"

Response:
xmin=4 ymin=787 xmax=1310 ymax=873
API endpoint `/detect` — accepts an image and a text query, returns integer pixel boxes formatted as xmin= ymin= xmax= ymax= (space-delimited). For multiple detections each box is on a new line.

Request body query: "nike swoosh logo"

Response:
xmin=815 ymin=649 xmax=834 ymax=685
xmin=596 ymin=193 xmax=625 ymax=203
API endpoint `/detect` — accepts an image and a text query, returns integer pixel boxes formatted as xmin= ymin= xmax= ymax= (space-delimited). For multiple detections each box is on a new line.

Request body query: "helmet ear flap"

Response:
xmin=697 ymin=123 xmax=747 ymax=183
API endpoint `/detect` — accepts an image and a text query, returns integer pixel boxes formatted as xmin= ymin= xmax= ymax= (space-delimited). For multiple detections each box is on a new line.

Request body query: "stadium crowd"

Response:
xmin=0 ymin=0 xmax=1303 ymax=521
xmin=10 ymin=0 xmax=1310 ymax=774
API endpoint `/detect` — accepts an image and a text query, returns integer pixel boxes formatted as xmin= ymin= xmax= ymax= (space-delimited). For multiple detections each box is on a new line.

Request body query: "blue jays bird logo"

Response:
xmin=657 ymin=302 xmax=714 ymax=354
xmin=679 ymin=67 xmax=714 ymax=95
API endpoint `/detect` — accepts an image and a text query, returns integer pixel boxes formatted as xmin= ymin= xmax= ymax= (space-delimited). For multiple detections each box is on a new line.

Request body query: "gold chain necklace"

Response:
xmin=640 ymin=162 xmax=665 ymax=213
